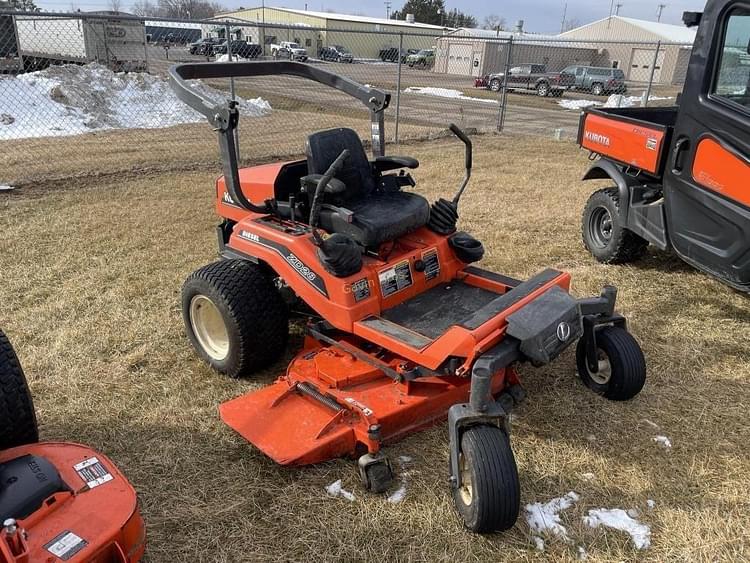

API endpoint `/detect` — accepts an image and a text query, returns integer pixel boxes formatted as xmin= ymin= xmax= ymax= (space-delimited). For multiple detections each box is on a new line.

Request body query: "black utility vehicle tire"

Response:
xmin=490 ymin=79 xmax=501 ymax=92
xmin=182 ymin=260 xmax=289 ymax=379
xmin=453 ymin=425 xmax=520 ymax=533
xmin=592 ymin=83 xmax=604 ymax=96
xmin=576 ymin=326 xmax=646 ymax=401
xmin=582 ymin=188 xmax=648 ymax=264
xmin=0 ymin=329 xmax=39 ymax=449
xmin=536 ymin=82 xmax=550 ymax=97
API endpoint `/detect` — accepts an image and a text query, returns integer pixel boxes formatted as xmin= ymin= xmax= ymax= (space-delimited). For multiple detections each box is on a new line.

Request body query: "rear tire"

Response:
xmin=592 ymin=83 xmax=604 ymax=96
xmin=452 ymin=425 xmax=520 ymax=533
xmin=182 ymin=259 xmax=289 ymax=378
xmin=576 ymin=326 xmax=646 ymax=401
xmin=582 ymin=188 xmax=648 ymax=264
xmin=0 ymin=329 xmax=39 ymax=450
xmin=536 ymin=82 xmax=550 ymax=97
xmin=490 ymin=78 xmax=501 ymax=92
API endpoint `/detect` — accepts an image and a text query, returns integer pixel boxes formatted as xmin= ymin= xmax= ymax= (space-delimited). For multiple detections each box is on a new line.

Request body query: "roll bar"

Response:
xmin=168 ymin=61 xmax=392 ymax=213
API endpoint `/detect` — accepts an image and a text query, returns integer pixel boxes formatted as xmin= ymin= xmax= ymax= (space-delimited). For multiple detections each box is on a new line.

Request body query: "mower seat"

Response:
xmin=305 ymin=128 xmax=430 ymax=247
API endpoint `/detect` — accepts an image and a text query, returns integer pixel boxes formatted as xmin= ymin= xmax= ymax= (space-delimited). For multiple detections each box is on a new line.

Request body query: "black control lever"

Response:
xmin=309 ymin=149 xmax=350 ymax=245
xmin=449 ymin=123 xmax=473 ymax=206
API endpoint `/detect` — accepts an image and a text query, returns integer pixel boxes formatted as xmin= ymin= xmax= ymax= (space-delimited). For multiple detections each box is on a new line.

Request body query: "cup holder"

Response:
xmin=449 ymin=232 xmax=485 ymax=263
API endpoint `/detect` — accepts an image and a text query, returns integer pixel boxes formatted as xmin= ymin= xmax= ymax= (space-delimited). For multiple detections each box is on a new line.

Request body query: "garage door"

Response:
xmin=629 ymin=48 xmax=665 ymax=82
xmin=447 ymin=44 xmax=472 ymax=76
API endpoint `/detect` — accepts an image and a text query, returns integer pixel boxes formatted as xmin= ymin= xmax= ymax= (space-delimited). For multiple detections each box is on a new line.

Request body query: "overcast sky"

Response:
xmin=36 ymin=0 xmax=707 ymax=33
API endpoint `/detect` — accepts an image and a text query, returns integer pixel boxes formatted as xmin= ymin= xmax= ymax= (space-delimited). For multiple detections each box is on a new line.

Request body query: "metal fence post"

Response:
xmin=497 ymin=36 xmax=513 ymax=132
xmin=394 ymin=32 xmax=403 ymax=144
xmin=643 ymin=40 xmax=661 ymax=107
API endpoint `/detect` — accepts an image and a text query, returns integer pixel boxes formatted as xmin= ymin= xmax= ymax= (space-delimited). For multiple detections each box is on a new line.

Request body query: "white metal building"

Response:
xmin=560 ymin=16 xmax=696 ymax=84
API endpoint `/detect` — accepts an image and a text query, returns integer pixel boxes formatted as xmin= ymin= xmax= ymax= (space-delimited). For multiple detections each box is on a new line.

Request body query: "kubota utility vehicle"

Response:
xmin=0 ymin=329 xmax=145 ymax=563
xmin=169 ymin=61 xmax=647 ymax=533
xmin=578 ymin=0 xmax=749 ymax=291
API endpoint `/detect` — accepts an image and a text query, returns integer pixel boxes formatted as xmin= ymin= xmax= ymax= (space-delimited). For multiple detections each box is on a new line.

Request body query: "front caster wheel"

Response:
xmin=576 ymin=326 xmax=646 ymax=401
xmin=452 ymin=425 xmax=520 ymax=533
xmin=358 ymin=453 xmax=393 ymax=493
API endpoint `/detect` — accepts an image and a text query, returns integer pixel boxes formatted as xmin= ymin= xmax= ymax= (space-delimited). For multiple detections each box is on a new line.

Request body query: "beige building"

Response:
xmin=560 ymin=16 xmax=696 ymax=84
xmin=208 ymin=7 xmax=447 ymax=59
xmin=434 ymin=28 xmax=597 ymax=77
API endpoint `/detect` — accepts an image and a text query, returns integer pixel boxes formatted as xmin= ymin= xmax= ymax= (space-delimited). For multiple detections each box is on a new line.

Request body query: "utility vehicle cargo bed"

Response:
xmin=578 ymin=106 xmax=678 ymax=177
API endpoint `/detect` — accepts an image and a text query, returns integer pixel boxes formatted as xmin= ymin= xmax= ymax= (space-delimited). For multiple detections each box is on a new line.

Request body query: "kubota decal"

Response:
xmin=584 ymin=131 xmax=610 ymax=146
xmin=222 ymin=191 xmax=240 ymax=208
xmin=73 ymin=457 xmax=113 ymax=489
xmin=237 ymin=230 xmax=328 ymax=296
xmin=378 ymin=260 xmax=413 ymax=298
xmin=44 ymin=531 xmax=88 ymax=561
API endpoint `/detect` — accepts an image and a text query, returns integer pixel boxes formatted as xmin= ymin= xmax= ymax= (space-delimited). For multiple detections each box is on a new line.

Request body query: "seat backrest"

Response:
xmin=306 ymin=128 xmax=375 ymax=201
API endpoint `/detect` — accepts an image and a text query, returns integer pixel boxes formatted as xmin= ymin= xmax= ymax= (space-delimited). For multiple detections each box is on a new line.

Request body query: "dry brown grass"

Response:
xmin=1 ymin=133 xmax=749 ymax=562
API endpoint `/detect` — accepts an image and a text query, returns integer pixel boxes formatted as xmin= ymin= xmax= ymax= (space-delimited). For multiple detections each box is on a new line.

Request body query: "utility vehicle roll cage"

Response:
xmin=168 ymin=61 xmax=391 ymax=214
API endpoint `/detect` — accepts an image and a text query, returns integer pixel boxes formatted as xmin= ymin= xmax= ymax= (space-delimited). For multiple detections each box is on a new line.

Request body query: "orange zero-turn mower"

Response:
xmin=169 ymin=61 xmax=647 ymax=533
xmin=0 ymin=329 xmax=145 ymax=563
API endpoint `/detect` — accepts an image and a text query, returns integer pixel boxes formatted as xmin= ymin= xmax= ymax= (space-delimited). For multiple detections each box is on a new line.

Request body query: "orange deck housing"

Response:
xmin=0 ymin=443 xmax=145 ymax=563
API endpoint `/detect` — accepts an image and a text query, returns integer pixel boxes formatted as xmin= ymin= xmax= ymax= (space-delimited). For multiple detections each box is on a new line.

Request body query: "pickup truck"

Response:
xmin=379 ymin=47 xmax=418 ymax=63
xmin=576 ymin=0 xmax=749 ymax=292
xmin=481 ymin=64 xmax=575 ymax=97
xmin=270 ymin=41 xmax=308 ymax=61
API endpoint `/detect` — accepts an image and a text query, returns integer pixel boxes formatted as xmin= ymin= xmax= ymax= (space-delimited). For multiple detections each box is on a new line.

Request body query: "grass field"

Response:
xmin=1 ymin=133 xmax=749 ymax=562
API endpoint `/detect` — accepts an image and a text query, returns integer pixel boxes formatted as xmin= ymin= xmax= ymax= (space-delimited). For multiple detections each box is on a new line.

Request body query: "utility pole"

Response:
xmin=607 ymin=0 xmax=615 ymax=28
xmin=384 ymin=0 xmax=391 ymax=19
xmin=656 ymin=3 xmax=666 ymax=22
xmin=615 ymin=3 xmax=623 ymax=16
xmin=560 ymin=2 xmax=567 ymax=33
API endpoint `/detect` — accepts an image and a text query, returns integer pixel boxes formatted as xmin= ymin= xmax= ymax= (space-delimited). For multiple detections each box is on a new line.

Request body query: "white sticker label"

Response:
xmin=45 ymin=531 xmax=88 ymax=560
xmin=73 ymin=457 xmax=113 ymax=489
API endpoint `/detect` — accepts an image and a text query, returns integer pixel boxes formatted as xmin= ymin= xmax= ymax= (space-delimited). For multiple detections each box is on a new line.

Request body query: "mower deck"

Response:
xmin=0 ymin=442 xmax=145 ymax=562
xmin=220 ymin=340 xmax=517 ymax=466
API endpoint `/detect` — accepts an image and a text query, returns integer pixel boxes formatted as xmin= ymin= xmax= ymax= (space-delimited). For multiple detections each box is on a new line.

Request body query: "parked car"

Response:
xmin=189 ymin=37 xmax=220 ymax=56
xmin=319 ymin=45 xmax=354 ymax=63
xmin=483 ymin=64 xmax=575 ymax=97
xmin=379 ymin=47 xmax=418 ymax=62
xmin=214 ymin=40 xmax=262 ymax=59
xmin=406 ymin=49 xmax=435 ymax=68
xmin=270 ymin=41 xmax=308 ymax=61
xmin=563 ymin=65 xmax=628 ymax=95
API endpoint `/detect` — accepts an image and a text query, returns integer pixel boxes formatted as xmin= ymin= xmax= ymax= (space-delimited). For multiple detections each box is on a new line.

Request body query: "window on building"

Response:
xmin=305 ymin=38 xmax=312 ymax=47
xmin=712 ymin=8 xmax=750 ymax=109
xmin=611 ymin=60 xmax=620 ymax=69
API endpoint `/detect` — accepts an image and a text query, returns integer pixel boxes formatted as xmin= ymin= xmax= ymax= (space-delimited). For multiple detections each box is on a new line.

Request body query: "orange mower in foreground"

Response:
xmin=169 ymin=61 xmax=647 ymax=533
xmin=0 ymin=329 xmax=145 ymax=563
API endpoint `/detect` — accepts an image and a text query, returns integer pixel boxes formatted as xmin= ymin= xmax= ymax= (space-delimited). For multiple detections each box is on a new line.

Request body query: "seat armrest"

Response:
xmin=372 ymin=156 xmax=419 ymax=172
xmin=300 ymin=174 xmax=347 ymax=194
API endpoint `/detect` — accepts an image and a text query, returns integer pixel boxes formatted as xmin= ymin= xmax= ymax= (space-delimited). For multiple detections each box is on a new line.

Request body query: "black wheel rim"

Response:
xmin=588 ymin=206 xmax=613 ymax=248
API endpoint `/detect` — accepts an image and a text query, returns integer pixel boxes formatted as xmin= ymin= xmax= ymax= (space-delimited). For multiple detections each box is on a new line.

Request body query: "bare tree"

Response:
xmin=131 ymin=0 xmax=159 ymax=16
xmin=482 ymin=14 xmax=506 ymax=31
xmin=108 ymin=0 xmax=122 ymax=12
xmin=561 ymin=18 xmax=582 ymax=32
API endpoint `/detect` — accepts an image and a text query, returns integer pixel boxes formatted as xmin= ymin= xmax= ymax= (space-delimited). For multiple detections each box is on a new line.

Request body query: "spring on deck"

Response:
xmin=295 ymin=382 xmax=344 ymax=412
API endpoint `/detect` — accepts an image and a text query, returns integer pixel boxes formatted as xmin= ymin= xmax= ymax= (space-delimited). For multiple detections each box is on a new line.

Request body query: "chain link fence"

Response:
xmin=0 ymin=10 xmax=693 ymax=185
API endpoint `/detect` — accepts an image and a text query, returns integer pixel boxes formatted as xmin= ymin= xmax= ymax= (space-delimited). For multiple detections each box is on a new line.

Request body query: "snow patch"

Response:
xmin=580 ymin=472 xmax=596 ymax=481
xmin=653 ymin=435 xmax=672 ymax=449
xmin=532 ymin=536 xmax=545 ymax=551
xmin=642 ymin=419 xmax=660 ymax=429
xmin=325 ymin=479 xmax=355 ymax=501
xmin=577 ymin=545 xmax=588 ymax=560
xmin=403 ymin=86 xmax=498 ymax=104
xmin=387 ymin=483 xmax=407 ymax=504
xmin=583 ymin=508 xmax=651 ymax=549
xmin=646 ymin=499 xmax=656 ymax=510
xmin=0 ymin=63 xmax=271 ymax=140
xmin=0 ymin=184 xmax=14 ymax=191
xmin=558 ymin=98 xmax=600 ymax=110
xmin=215 ymin=54 xmax=252 ymax=62
xmin=525 ymin=491 xmax=580 ymax=541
